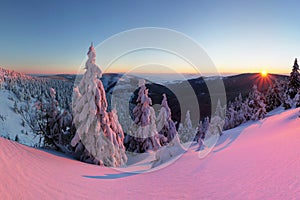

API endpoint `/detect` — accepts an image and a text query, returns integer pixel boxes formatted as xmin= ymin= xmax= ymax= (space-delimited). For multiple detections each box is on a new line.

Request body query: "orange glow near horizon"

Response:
xmin=18 ymin=69 xmax=290 ymax=76
xmin=5 ymin=64 xmax=290 ymax=76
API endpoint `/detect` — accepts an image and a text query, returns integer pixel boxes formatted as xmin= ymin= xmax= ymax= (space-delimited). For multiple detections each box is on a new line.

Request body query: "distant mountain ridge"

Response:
xmin=1 ymin=67 xmax=288 ymax=125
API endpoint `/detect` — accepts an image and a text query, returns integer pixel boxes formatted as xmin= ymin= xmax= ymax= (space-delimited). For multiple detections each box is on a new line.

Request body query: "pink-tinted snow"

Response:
xmin=0 ymin=108 xmax=299 ymax=199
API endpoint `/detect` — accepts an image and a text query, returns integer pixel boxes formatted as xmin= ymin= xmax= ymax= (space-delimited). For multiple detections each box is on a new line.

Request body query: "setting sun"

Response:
xmin=261 ymin=70 xmax=268 ymax=77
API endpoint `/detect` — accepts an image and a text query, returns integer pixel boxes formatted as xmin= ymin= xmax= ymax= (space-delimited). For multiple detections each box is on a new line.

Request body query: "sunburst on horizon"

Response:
xmin=247 ymin=71 xmax=274 ymax=92
xmin=261 ymin=70 xmax=268 ymax=77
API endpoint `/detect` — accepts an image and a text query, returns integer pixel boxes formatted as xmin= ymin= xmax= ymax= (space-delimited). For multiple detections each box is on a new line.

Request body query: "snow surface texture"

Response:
xmin=71 ymin=44 xmax=127 ymax=167
xmin=1 ymin=107 xmax=299 ymax=199
xmin=0 ymin=90 xmax=37 ymax=145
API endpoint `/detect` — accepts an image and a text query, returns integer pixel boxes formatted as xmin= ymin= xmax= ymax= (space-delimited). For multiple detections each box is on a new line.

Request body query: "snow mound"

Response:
xmin=0 ymin=108 xmax=300 ymax=199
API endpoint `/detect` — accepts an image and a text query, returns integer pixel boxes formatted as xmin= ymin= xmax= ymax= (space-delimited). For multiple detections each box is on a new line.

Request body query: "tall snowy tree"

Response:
xmin=294 ymin=92 xmax=300 ymax=108
xmin=71 ymin=44 xmax=127 ymax=167
xmin=184 ymin=110 xmax=193 ymax=131
xmin=124 ymin=80 xmax=161 ymax=153
xmin=241 ymin=97 xmax=251 ymax=121
xmin=283 ymin=92 xmax=293 ymax=109
xmin=235 ymin=94 xmax=248 ymax=124
xmin=224 ymin=102 xmax=237 ymax=130
xmin=178 ymin=110 xmax=195 ymax=143
xmin=215 ymin=99 xmax=226 ymax=119
xmin=211 ymin=99 xmax=226 ymax=134
xmin=247 ymin=85 xmax=267 ymax=120
xmin=44 ymin=88 xmax=73 ymax=152
xmin=44 ymin=88 xmax=59 ymax=146
xmin=195 ymin=118 xmax=209 ymax=146
xmin=202 ymin=117 xmax=210 ymax=135
xmin=156 ymin=94 xmax=180 ymax=145
xmin=153 ymin=97 xmax=185 ymax=168
xmin=265 ymin=82 xmax=283 ymax=111
xmin=288 ymin=58 xmax=300 ymax=99
xmin=224 ymin=95 xmax=247 ymax=130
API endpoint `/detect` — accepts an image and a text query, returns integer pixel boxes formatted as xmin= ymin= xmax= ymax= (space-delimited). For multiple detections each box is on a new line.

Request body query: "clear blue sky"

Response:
xmin=0 ymin=0 xmax=299 ymax=74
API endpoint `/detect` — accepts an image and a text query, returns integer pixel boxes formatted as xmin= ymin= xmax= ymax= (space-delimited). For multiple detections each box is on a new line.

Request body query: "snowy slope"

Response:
xmin=0 ymin=90 xmax=37 ymax=146
xmin=0 ymin=108 xmax=299 ymax=199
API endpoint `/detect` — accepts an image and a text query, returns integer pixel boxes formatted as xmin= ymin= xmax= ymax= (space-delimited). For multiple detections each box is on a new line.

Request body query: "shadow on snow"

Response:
xmin=83 ymin=172 xmax=138 ymax=179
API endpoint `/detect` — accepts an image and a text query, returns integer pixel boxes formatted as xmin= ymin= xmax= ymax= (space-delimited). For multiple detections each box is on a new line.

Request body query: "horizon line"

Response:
xmin=26 ymin=72 xmax=290 ymax=77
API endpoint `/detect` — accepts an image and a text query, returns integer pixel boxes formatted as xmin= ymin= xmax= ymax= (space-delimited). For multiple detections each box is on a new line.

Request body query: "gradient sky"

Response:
xmin=0 ymin=0 xmax=300 ymax=75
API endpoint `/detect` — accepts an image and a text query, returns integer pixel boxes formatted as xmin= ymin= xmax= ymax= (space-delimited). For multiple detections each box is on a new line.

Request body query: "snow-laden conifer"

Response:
xmin=71 ymin=44 xmax=127 ymax=167
xmin=124 ymin=80 xmax=161 ymax=153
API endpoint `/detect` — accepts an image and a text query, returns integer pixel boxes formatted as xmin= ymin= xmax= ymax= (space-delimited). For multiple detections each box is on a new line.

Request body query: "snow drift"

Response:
xmin=0 ymin=108 xmax=299 ymax=199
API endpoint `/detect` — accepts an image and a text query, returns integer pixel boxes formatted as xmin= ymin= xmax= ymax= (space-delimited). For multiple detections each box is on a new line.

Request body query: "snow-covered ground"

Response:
xmin=0 ymin=90 xmax=37 ymax=146
xmin=0 ymin=108 xmax=299 ymax=199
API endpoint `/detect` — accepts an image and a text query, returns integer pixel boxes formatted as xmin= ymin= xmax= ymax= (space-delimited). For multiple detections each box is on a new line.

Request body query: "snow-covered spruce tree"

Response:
xmin=19 ymin=87 xmax=73 ymax=150
xmin=185 ymin=110 xmax=193 ymax=131
xmin=224 ymin=95 xmax=247 ymax=130
xmin=215 ymin=99 xmax=226 ymax=119
xmin=207 ymin=99 xmax=226 ymax=137
xmin=45 ymin=88 xmax=74 ymax=152
xmin=265 ymin=81 xmax=283 ymax=112
xmin=235 ymin=94 xmax=248 ymax=124
xmin=177 ymin=123 xmax=184 ymax=139
xmin=247 ymin=85 xmax=267 ymax=120
xmin=196 ymin=114 xmax=225 ymax=150
xmin=277 ymin=79 xmax=289 ymax=101
xmin=178 ymin=110 xmax=195 ymax=143
xmin=241 ymin=97 xmax=252 ymax=121
xmin=195 ymin=119 xmax=207 ymax=143
xmin=124 ymin=80 xmax=161 ymax=153
xmin=156 ymin=94 xmax=180 ymax=146
xmin=71 ymin=44 xmax=127 ymax=167
xmin=202 ymin=116 xmax=210 ymax=135
xmin=225 ymin=88 xmax=268 ymax=130
xmin=283 ymin=92 xmax=293 ymax=109
xmin=107 ymin=108 xmax=128 ymax=163
xmin=295 ymin=91 xmax=300 ymax=108
xmin=153 ymin=96 xmax=185 ymax=167
xmin=287 ymin=58 xmax=300 ymax=99
xmin=224 ymin=102 xmax=237 ymax=130
xmin=43 ymin=87 xmax=59 ymax=146
xmin=209 ymin=103 xmax=226 ymax=137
